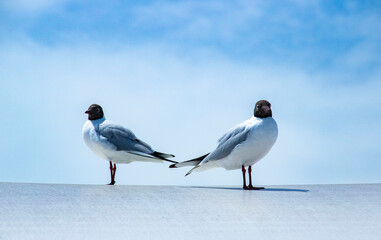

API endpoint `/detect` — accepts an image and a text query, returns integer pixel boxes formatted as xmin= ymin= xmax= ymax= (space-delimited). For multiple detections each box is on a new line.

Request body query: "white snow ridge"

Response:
xmin=0 ymin=183 xmax=380 ymax=240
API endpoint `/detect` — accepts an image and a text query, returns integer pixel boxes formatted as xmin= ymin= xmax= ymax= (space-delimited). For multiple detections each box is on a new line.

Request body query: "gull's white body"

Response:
xmin=194 ymin=116 xmax=278 ymax=172
xmin=82 ymin=118 xmax=162 ymax=164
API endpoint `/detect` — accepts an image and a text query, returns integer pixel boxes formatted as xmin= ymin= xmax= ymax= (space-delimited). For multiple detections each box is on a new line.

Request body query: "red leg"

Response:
xmin=242 ymin=165 xmax=248 ymax=190
xmin=247 ymin=166 xmax=264 ymax=190
xmin=113 ymin=163 xmax=116 ymax=182
xmin=108 ymin=161 xmax=116 ymax=185
xmin=248 ymin=166 xmax=253 ymax=188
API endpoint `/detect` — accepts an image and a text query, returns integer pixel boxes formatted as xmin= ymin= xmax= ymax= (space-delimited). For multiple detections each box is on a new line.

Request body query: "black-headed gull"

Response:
xmin=170 ymin=100 xmax=278 ymax=190
xmin=83 ymin=104 xmax=176 ymax=185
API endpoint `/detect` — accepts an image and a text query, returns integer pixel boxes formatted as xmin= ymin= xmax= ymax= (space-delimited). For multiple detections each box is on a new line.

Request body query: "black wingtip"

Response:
xmin=169 ymin=164 xmax=177 ymax=168
xmin=165 ymin=159 xmax=178 ymax=164
xmin=153 ymin=151 xmax=175 ymax=159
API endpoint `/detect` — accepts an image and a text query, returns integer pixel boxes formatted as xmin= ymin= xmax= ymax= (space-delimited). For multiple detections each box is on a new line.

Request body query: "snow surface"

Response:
xmin=0 ymin=183 xmax=380 ymax=240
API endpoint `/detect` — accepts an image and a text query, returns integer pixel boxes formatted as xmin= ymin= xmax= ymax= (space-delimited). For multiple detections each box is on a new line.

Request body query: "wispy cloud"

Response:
xmin=2 ymin=0 xmax=380 ymax=73
xmin=1 ymin=0 xmax=68 ymax=14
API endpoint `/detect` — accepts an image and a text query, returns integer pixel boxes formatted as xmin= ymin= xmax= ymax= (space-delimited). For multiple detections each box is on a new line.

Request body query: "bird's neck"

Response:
xmin=253 ymin=116 xmax=272 ymax=121
xmin=90 ymin=117 xmax=106 ymax=126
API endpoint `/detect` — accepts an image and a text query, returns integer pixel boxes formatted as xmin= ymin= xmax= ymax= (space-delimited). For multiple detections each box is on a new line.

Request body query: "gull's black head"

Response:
xmin=85 ymin=104 xmax=104 ymax=120
xmin=254 ymin=100 xmax=272 ymax=118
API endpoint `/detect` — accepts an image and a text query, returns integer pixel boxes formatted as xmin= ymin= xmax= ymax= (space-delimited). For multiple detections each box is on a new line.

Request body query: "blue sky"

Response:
xmin=0 ymin=0 xmax=380 ymax=185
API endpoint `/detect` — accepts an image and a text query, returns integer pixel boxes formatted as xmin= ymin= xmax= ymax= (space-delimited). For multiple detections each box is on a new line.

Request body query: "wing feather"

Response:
xmin=99 ymin=123 xmax=154 ymax=154
xmin=203 ymin=124 xmax=249 ymax=163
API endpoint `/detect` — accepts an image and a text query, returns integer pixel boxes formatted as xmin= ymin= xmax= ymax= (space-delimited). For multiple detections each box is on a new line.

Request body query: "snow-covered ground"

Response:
xmin=0 ymin=183 xmax=380 ymax=240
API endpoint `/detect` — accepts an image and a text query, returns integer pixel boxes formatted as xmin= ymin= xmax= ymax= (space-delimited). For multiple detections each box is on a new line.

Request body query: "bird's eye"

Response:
xmin=95 ymin=108 xmax=100 ymax=113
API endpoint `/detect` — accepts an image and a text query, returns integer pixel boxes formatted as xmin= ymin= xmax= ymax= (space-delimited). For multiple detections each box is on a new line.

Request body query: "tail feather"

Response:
xmin=152 ymin=151 xmax=177 ymax=164
xmin=169 ymin=153 xmax=209 ymax=169
xmin=185 ymin=160 xmax=216 ymax=176
xmin=185 ymin=166 xmax=198 ymax=176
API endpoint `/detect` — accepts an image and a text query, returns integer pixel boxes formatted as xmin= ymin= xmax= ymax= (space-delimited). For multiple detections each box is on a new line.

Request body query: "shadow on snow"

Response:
xmin=184 ymin=186 xmax=309 ymax=192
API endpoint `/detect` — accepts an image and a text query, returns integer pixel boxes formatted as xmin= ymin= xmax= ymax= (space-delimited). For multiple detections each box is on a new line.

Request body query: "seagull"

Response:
xmin=82 ymin=104 xmax=176 ymax=185
xmin=170 ymin=100 xmax=278 ymax=190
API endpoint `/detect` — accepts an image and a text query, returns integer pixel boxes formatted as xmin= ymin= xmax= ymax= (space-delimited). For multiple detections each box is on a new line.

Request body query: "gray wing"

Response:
xmin=203 ymin=124 xmax=249 ymax=162
xmin=99 ymin=123 xmax=154 ymax=154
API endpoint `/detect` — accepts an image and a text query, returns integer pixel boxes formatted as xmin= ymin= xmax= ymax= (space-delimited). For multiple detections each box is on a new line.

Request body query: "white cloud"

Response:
xmin=131 ymin=0 xmax=264 ymax=40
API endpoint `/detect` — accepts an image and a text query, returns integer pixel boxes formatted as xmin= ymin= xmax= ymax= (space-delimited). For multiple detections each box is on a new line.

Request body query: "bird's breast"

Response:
xmin=82 ymin=121 xmax=115 ymax=160
xmin=248 ymin=118 xmax=277 ymax=148
xmin=222 ymin=118 xmax=278 ymax=169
